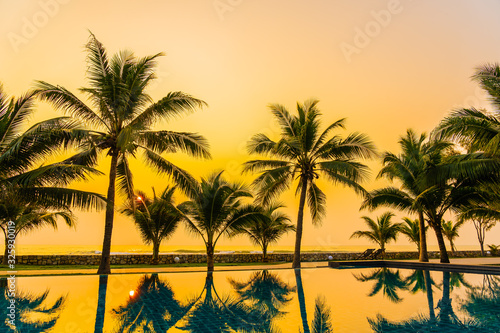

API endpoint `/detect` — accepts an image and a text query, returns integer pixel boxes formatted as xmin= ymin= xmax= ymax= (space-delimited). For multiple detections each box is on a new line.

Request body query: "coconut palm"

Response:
xmin=235 ymin=202 xmax=295 ymax=262
xmin=361 ymin=130 xmax=486 ymax=263
xmin=0 ymin=189 xmax=75 ymax=265
xmin=35 ymin=33 xmax=210 ymax=274
xmin=361 ymin=130 xmax=453 ymax=262
xmin=121 ymin=186 xmax=183 ymax=264
xmin=179 ymin=171 xmax=259 ymax=272
xmin=350 ymin=212 xmax=401 ymax=257
xmin=436 ymin=63 xmax=500 ymax=158
xmin=441 ymin=219 xmax=464 ymax=255
xmin=399 ymin=217 xmax=427 ymax=253
xmin=244 ymin=99 xmax=376 ymax=268
xmin=0 ymin=84 xmax=105 ymax=263
xmin=0 ymin=84 xmax=104 ymax=207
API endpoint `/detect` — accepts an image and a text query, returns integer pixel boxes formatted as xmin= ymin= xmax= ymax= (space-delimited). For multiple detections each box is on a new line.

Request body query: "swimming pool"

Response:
xmin=1 ymin=267 xmax=499 ymax=332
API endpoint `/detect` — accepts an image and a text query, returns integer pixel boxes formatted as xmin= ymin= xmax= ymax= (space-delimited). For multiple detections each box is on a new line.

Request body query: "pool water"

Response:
xmin=1 ymin=267 xmax=499 ymax=332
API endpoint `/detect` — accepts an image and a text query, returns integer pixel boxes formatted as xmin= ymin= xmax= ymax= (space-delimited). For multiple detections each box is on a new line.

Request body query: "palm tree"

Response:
xmin=361 ymin=130 xmax=485 ymax=263
xmin=350 ymin=212 xmax=401 ymax=258
xmin=399 ymin=217 xmax=427 ymax=253
xmin=179 ymin=171 xmax=259 ymax=272
xmin=441 ymin=219 xmax=464 ymax=255
xmin=35 ymin=33 xmax=210 ymax=274
xmin=235 ymin=202 xmax=295 ymax=262
xmin=436 ymin=63 xmax=500 ymax=158
xmin=244 ymin=99 xmax=376 ymax=268
xmin=361 ymin=130 xmax=453 ymax=262
xmin=0 ymin=84 xmax=105 ymax=254
xmin=354 ymin=268 xmax=408 ymax=303
xmin=121 ymin=186 xmax=183 ymax=264
xmin=0 ymin=189 xmax=75 ymax=265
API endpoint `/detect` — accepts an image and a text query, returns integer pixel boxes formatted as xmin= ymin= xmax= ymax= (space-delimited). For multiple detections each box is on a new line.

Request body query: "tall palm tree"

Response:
xmin=35 ymin=33 xmax=210 ymax=274
xmin=350 ymin=212 xmax=401 ymax=257
xmin=441 ymin=219 xmax=464 ymax=255
xmin=361 ymin=130 xmax=452 ymax=262
xmin=244 ymin=99 xmax=376 ymax=268
xmin=179 ymin=171 xmax=259 ymax=272
xmin=121 ymin=186 xmax=183 ymax=264
xmin=0 ymin=189 xmax=75 ymax=265
xmin=235 ymin=202 xmax=295 ymax=262
xmin=361 ymin=130 xmax=485 ymax=263
xmin=399 ymin=217 xmax=427 ymax=253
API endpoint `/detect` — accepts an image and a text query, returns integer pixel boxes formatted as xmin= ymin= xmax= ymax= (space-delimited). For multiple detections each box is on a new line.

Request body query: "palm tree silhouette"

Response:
xmin=35 ymin=33 xmax=209 ymax=274
xmin=121 ymin=186 xmax=183 ymax=264
xmin=244 ymin=99 xmax=376 ymax=268
xmin=350 ymin=212 xmax=402 ymax=258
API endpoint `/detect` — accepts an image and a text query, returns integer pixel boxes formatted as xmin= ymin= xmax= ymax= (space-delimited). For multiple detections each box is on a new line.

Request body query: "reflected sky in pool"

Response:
xmin=1 ymin=267 xmax=499 ymax=332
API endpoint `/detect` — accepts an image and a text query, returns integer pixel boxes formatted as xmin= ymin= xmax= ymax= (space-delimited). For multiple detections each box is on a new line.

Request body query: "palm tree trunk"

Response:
xmin=293 ymin=178 xmax=308 ymax=269
xmin=3 ymin=236 xmax=8 ymax=265
xmin=423 ymin=270 xmax=435 ymax=322
xmin=432 ymin=223 xmax=450 ymax=263
xmin=418 ymin=211 xmax=429 ymax=262
xmin=97 ymin=151 xmax=119 ymax=275
xmin=450 ymin=240 xmax=456 ymax=256
xmin=295 ymin=269 xmax=310 ymax=333
xmin=262 ymin=243 xmax=268 ymax=262
xmin=152 ymin=240 xmax=160 ymax=265
xmin=480 ymin=240 xmax=485 ymax=257
xmin=207 ymin=243 xmax=214 ymax=272
xmin=94 ymin=274 xmax=108 ymax=333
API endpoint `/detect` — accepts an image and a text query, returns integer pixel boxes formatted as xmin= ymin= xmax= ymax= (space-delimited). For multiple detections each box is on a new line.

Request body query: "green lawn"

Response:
xmin=0 ymin=261 xmax=284 ymax=272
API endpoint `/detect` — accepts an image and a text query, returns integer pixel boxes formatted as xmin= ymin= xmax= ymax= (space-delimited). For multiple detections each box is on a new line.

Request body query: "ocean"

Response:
xmin=11 ymin=244 xmax=481 ymax=255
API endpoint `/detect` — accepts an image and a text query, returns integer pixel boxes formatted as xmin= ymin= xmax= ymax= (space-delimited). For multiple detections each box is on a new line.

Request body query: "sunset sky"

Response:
xmin=2 ymin=0 xmax=500 ymax=250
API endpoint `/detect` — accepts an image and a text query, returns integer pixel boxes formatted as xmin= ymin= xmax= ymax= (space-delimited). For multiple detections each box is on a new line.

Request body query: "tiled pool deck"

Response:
xmin=2 ymin=257 xmax=500 ymax=276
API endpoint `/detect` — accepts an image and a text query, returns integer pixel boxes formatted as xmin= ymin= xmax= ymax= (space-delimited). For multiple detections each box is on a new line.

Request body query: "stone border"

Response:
xmin=0 ymin=250 xmax=486 ymax=266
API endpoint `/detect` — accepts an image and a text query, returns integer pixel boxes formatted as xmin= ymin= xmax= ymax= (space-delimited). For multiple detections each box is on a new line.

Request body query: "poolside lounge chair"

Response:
xmin=356 ymin=248 xmax=375 ymax=260
xmin=367 ymin=249 xmax=384 ymax=260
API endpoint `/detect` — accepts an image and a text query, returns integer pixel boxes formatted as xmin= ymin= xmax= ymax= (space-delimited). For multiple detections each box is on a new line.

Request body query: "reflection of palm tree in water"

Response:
xmin=178 ymin=272 xmax=274 ymax=332
xmin=404 ymin=270 xmax=438 ymax=321
xmin=354 ymin=268 xmax=408 ymax=303
xmin=228 ymin=270 xmax=295 ymax=318
xmin=0 ymin=279 xmax=65 ymax=332
xmin=369 ymin=270 xmax=483 ymax=332
xmin=295 ymin=270 xmax=334 ymax=333
xmin=462 ymin=274 xmax=500 ymax=331
xmin=111 ymin=273 xmax=186 ymax=332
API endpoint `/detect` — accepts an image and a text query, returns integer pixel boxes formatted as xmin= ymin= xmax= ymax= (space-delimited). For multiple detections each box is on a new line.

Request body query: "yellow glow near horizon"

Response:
xmin=1 ymin=0 xmax=500 ymax=250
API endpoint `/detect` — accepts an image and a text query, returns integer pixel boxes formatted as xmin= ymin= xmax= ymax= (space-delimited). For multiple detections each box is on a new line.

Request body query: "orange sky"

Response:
xmin=1 ymin=0 xmax=500 ymax=249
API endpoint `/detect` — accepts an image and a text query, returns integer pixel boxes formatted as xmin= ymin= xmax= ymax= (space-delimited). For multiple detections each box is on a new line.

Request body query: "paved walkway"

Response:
xmin=2 ymin=257 xmax=500 ymax=277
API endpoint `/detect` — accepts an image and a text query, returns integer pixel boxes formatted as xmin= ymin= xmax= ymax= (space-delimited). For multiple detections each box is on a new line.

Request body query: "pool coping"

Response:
xmin=328 ymin=260 xmax=500 ymax=275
